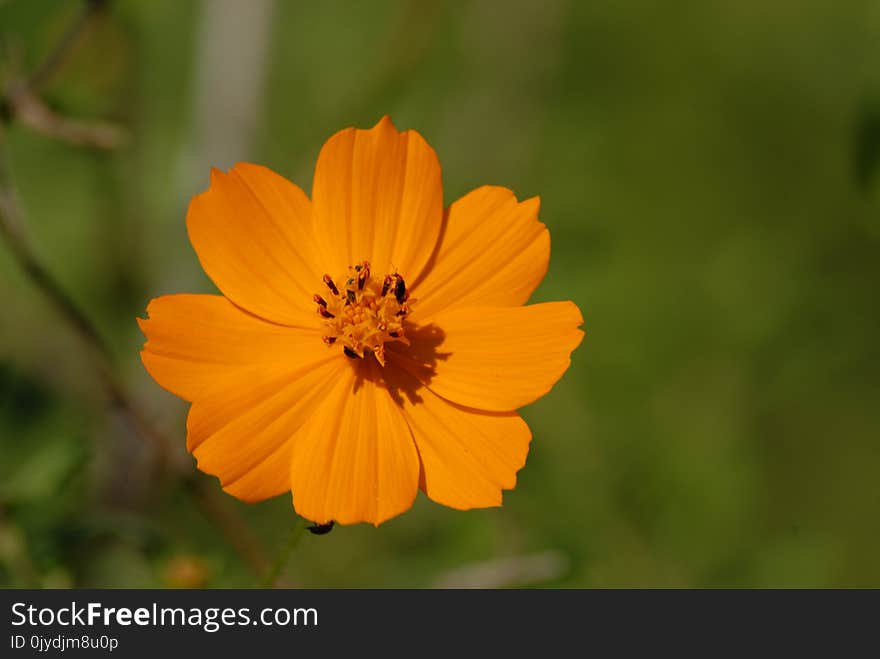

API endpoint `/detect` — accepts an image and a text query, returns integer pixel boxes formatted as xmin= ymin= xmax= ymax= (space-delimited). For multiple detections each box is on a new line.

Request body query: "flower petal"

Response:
xmin=289 ymin=362 xmax=420 ymax=526
xmin=188 ymin=358 xmax=344 ymax=502
xmin=310 ymin=116 xmax=443 ymax=281
xmin=186 ymin=162 xmax=323 ymax=326
xmin=411 ymin=186 xmax=549 ymax=320
xmin=382 ymin=364 xmax=532 ymax=509
xmin=138 ymin=294 xmax=330 ymax=402
xmin=393 ymin=301 xmax=584 ymax=412
xmin=413 ymin=405 xmax=531 ymax=510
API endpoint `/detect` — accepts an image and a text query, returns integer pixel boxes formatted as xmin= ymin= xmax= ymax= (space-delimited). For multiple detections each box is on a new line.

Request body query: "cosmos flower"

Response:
xmin=138 ymin=117 xmax=583 ymax=526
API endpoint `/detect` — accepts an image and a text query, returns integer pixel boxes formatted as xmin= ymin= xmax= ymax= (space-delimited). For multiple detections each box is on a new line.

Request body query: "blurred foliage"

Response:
xmin=1 ymin=0 xmax=878 ymax=587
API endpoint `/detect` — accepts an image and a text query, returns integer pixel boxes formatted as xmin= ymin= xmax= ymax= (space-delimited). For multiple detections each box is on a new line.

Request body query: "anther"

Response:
xmin=313 ymin=294 xmax=328 ymax=308
xmin=343 ymin=347 xmax=361 ymax=359
xmin=381 ymin=275 xmax=392 ymax=297
xmin=323 ymin=274 xmax=339 ymax=296
xmin=393 ymin=275 xmax=407 ymax=303
xmin=346 ymin=289 xmax=356 ymax=305
xmin=322 ymin=336 xmax=336 ymax=345
xmin=318 ymin=307 xmax=335 ymax=319
xmin=357 ymin=261 xmax=370 ymax=290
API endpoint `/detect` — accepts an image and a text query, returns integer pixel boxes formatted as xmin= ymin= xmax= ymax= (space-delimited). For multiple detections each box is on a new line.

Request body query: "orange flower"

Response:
xmin=138 ymin=117 xmax=584 ymax=526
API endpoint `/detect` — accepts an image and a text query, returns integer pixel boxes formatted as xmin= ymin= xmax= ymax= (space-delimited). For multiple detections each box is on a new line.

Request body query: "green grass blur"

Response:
xmin=1 ymin=0 xmax=878 ymax=588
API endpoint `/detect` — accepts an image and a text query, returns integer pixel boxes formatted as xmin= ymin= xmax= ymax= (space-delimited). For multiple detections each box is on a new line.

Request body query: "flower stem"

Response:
xmin=261 ymin=517 xmax=308 ymax=588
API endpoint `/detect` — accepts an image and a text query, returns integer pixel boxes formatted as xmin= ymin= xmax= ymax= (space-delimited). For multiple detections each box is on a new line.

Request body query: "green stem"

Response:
xmin=261 ymin=518 xmax=308 ymax=588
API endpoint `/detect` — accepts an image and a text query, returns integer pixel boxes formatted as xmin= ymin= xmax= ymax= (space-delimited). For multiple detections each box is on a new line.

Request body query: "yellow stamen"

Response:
xmin=316 ymin=261 xmax=410 ymax=366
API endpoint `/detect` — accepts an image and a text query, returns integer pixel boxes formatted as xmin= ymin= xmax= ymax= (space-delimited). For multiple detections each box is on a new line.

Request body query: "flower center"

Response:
xmin=315 ymin=260 xmax=411 ymax=367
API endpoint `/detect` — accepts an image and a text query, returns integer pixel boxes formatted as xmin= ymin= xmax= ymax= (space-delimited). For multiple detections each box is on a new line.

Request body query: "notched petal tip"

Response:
xmin=202 ymin=162 xmax=272 ymax=191
xmin=335 ymin=115 xmax=416 ymax=146
xmin=229 ymin=161 xmax=263 ymax=173
xmin=471 ymin=184 xmax=541 ymax=210
xmin=207 ymin=166 xmax=225 ymax=186
xmin=135 ymin=314 xmax=148 ymax=334
xmin=373 ymin=114 xmax=397 ymax=132
xmin=521 ymin=195 xmax=541 ymax=218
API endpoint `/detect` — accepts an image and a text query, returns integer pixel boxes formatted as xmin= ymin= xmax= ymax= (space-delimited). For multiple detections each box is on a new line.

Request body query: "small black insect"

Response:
xmin=343 ymin=346 xmax=361 ymax=359
xmin=307 ymin=521 xmax=335 ymax=535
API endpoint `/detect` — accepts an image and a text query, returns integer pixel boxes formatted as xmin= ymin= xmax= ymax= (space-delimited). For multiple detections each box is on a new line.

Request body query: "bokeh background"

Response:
xmin=1 ymin=0 xmax=879 ymax=588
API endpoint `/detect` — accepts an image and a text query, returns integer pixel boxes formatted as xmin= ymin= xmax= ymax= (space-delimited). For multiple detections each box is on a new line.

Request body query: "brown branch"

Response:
xmin=6 ymin=86 xmax=129 ymax=149
xmin=1 ymin=0 xmax=127 ymax=150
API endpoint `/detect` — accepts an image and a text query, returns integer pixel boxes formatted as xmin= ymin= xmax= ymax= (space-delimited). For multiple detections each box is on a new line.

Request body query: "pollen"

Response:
xmin=316 ymin=261 xmax=411 ymax=366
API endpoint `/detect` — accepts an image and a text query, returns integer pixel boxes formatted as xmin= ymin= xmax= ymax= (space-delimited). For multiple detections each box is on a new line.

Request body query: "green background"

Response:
xmin=1 ymin=0 xmax=878 ymax=587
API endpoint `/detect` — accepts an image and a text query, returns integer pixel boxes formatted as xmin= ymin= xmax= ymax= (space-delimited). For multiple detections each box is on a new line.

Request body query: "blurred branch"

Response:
xmin=0 ymin=1 xmax=267 ymax=577
xmin=0 ymin=146 xmax=108 ymax=359
xmin=0 ymin=136 xmax=267 ymax=575
xmin=0 ymin=141 xmax=170 ymax=463
xmin=6 ymin=86 xmax=129 ymax=149
xmin=27 ymin=0 xmax=107 ymax=93
xmin=1 ymin=0 xmax=129 ymax=150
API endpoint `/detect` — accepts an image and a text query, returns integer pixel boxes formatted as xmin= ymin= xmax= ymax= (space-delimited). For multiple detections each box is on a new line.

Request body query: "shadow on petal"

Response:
xmin=350 ymin=321 xmax=449 ymax=408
